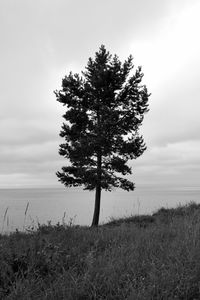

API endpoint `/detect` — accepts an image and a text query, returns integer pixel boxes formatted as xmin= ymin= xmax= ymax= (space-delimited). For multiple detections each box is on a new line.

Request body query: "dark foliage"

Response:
xmin=55 ymin=45 xmax=150 ymax=225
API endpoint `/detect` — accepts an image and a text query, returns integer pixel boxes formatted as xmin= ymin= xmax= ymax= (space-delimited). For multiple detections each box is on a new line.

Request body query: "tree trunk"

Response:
xmin=91 ymin=182 xmax=101 ymax=226
xmin=91 ymin=153 xmax=102 ymax=226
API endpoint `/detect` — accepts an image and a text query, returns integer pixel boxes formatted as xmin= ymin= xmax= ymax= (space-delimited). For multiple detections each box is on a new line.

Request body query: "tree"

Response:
xmin=55 ymin=45 xmax=150 ymax=226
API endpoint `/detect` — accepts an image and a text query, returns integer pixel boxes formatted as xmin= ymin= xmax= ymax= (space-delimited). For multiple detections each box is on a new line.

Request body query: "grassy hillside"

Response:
xmin=1 ymin=202 xmax=200 ymax=299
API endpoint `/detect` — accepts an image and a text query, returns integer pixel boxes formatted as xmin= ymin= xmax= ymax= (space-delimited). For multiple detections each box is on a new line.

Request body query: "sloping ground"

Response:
xmin=104 ymin=201 xmax=200 ymax=227
xmin=0 ymin=202 xmax=200 ymax=299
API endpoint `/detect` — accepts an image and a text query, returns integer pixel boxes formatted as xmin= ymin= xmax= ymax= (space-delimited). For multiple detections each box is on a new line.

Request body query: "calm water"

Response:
xmin=0 ymin=185 xmax=200 ymax=233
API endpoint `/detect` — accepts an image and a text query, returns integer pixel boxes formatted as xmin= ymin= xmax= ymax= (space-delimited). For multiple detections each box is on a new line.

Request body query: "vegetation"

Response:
xmin=1 ymin=202 xmax=200 ymax=299
xmin=55 ymin=45 xmax=150 ymax=226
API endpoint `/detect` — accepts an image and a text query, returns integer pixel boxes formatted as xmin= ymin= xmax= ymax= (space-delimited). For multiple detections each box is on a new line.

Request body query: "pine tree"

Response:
xmin=55 ymin=45 xmax=150 ymax=226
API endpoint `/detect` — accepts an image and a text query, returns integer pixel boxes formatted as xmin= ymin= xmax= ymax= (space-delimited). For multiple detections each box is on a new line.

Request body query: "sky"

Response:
xmin=0 ymin=0 xmax=200 ymax=189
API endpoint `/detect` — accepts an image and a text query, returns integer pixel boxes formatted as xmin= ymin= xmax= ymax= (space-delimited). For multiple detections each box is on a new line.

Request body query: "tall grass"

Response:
xmin=23 ymin=202 xmax=29 ymax=231
xmin=1 ymin=206 xmax=9 ymax=234
xmin=0 ymin=202 xmax=200 ymax=299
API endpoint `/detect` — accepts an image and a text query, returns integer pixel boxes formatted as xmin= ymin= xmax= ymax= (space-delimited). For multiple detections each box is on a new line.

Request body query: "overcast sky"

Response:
xmin=1 ymin=0 xmax=200 ymax=188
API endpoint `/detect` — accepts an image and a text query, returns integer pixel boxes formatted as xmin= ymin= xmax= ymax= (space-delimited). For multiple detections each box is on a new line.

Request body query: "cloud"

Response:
xmin=0 ymin=0 xmax=200 ymax=187
xmin=132 ymin=0 xmax=200 ymax=148
xmin=0 ymin=139 xmax=65 ymax=188
xmin=132 ymin=140 xmax=200 ymax=186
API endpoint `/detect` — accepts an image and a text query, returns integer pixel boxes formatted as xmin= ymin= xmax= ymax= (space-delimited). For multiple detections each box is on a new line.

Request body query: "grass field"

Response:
xmin=1 ymin=202 xmax=200 ymax=299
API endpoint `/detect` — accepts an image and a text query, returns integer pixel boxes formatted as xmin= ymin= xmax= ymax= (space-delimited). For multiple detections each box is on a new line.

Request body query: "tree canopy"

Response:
xmin=55 ymin=45 xmax=150 ymax=225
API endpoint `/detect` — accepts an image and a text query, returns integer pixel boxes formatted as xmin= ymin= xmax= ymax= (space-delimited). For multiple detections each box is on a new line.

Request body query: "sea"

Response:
xmin=0 ymin=185 xmax=200 ymax=233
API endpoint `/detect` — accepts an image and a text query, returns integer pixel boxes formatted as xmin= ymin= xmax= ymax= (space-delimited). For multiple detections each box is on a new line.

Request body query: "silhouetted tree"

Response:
xmin=55 ymin=45 xmax=150 ymax=226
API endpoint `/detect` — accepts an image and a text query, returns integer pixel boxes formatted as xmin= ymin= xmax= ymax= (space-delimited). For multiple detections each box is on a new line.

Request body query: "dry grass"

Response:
xmin=0 ymin=202 xmax=200 ymax=299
